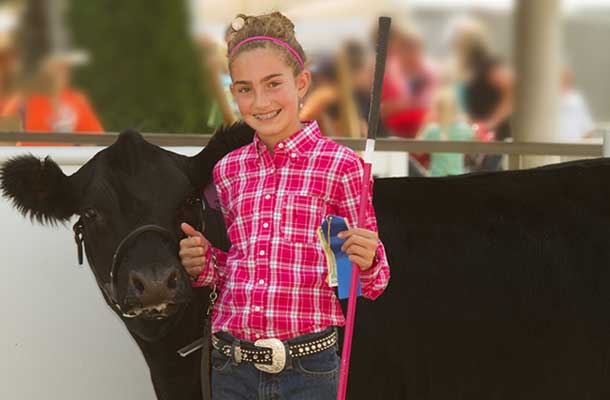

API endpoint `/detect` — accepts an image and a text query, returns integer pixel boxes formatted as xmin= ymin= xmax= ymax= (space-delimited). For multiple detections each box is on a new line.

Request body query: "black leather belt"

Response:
xmin=212 ymin=328 xmax=338 ymax=373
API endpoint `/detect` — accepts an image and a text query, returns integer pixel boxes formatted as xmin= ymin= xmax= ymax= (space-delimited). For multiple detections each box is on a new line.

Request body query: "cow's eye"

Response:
xmin=83 ymin=208 xmax=97 ymax=219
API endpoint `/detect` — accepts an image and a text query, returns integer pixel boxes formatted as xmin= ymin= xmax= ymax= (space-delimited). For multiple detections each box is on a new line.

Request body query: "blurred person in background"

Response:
xmin=0 ymin=3 xmax=22 ymax=125
xmin=300 ymin=54 xmax=339 ymax=134
xmin=445 ymin=16 xmax=513 ymax=171
xmin=197 ymin=31 xmax=240 ymax=129
xmin=12 ymin=51 xmax=103 ymax=146
xmin=559 ymin=67 xmax=594 ymax=142
xmin=447 ymin=16 xmax=513 ymax=143
xmin=418 ymin=86 xmax=474 ymax=176
xmin=379 ymin=18 xmax=438 ymax=170
xmin=19 ymin=52 xmax=103 ymax=133
xmin=300 ymin=40 xmax=371 ymax=136
xmin=380 ymin=19 xmax=438 ymax=140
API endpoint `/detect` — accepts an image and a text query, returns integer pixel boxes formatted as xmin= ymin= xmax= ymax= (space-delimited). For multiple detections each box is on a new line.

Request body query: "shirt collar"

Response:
xmin=252 ymin=120 xmax=322 ymax=159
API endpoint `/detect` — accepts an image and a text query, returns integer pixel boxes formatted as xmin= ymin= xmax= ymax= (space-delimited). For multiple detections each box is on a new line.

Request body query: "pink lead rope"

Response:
xmin=337 ymin=16 xmax=391 ymax=400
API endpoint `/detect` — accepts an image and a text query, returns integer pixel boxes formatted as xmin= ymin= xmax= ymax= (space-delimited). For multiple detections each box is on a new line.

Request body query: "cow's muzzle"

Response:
xmin=74 ymin=221 xmax=185 ymax=319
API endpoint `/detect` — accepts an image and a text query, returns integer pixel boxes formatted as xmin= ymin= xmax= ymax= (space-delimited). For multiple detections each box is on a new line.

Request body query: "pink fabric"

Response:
xmin=192 ymin=121 xmax=390 ymax=341
xmin=203 ymin=182 xmax=220 ymax=210
xmin=229 ymin=36 xmax=304 ymax=67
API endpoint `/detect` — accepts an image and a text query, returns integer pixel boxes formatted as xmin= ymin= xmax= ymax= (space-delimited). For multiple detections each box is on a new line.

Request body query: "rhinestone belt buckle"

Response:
xmin=254 ymin=338 xmax=286 ymax=373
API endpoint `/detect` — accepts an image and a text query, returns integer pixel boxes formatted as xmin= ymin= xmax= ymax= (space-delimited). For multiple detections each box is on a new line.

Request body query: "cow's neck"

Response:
xmin=130 ymin=298 xmax=207 ymax=400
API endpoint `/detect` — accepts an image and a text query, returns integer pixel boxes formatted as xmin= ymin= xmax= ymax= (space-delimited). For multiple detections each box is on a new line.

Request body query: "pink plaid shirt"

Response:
xmin=193 ymin=121 xmax=390 ymax=341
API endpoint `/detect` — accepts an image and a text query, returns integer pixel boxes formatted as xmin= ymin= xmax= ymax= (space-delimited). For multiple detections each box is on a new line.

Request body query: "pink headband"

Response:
xmin=229 ymin=36 xmax=304 ymax=67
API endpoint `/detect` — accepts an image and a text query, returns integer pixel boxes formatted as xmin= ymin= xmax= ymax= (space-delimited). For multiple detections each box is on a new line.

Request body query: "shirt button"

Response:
xmin=254 ymin=306 xmax=261 ymax=312
xmin=265 ymin=194 xmax=271 ymax=200
xmin=278 ymin=143 xmax=284 ymax=149
xmin=290 ymin=153 xmax=296 ymax=158
xmin=255 ymin=333 xmax=261 ymax=339
xmin=259 ymin=250 xmax=265 ymax=256
xmin=263 ymin=222 xmax=269 ymax=228
xmin=259 ymin=279 xmax=265 ymax=285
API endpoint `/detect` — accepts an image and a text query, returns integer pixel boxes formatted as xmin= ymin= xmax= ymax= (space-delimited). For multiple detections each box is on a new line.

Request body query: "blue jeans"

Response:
xmin=211 ymin=329 xmax=339 ymax=399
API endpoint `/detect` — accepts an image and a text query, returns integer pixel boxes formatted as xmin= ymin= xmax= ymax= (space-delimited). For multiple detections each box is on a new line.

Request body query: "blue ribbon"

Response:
xmin=319 ymin=215 xmax=362 ymax=300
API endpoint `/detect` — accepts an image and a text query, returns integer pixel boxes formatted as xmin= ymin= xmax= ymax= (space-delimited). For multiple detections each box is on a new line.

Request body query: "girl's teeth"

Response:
xmin=255 ymin=110 xmax=280 ymax=120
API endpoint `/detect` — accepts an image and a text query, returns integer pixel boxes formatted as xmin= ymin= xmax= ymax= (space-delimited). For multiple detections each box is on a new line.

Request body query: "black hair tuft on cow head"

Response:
xmin=0 ymin=155 xmax=78 ymax=225
xmin=187 ymin=122 xmax=255 ymax=189
xmin=205 ymin=122 xmax=255 ymax=156
xmin=116 ymin=128 xmax=146 ymax=146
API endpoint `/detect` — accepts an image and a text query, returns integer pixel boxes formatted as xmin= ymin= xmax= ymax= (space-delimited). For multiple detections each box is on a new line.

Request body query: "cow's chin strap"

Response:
xmin=73 ymin=220 xmax=179 ymax=319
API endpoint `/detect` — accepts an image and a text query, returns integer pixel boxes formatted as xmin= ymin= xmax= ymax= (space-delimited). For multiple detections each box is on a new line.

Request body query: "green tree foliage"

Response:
xmin=68 ymin=0 xmax=212 ymax=133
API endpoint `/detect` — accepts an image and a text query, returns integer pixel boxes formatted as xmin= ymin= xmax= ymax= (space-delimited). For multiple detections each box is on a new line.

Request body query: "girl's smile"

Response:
xmin=253 ymin=108 xmax=281 ymax=121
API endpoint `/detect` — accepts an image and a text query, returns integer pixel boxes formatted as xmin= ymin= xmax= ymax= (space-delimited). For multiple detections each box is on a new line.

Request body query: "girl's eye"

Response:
xmin=268 ymin=81 xmax=281 ymax=88
xmin=237 ymin=87 xmax=251 ymax=94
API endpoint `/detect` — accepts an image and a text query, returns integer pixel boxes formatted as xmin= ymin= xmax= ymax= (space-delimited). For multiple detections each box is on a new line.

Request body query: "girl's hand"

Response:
xmin=337 ymin=228 xmax=379 ymax=271
xmin=179 ymin=222 xmax=209 ymax=278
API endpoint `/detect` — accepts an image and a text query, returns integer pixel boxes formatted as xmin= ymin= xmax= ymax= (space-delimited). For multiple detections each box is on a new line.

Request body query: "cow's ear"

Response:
xmin=1 ymin=155 xmax=79 ymax=224
xmin=186 ymin=122 xmax=255 ymax=188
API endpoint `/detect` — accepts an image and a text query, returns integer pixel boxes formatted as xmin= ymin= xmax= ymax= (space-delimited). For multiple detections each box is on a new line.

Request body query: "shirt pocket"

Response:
xmin=280 ymin=194 xmax=328 ymax=244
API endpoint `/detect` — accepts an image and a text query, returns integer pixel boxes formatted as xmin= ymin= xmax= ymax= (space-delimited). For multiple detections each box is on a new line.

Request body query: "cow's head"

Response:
xmin=0 ymin=124 xmax=254 ymax=342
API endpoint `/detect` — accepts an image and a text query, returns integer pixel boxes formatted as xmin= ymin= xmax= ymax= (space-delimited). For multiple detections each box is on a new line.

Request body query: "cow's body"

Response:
xmin=3 ymin=126 xmax=610 ymax=399
xmin=1 ymin=125 xmax=254 ymax=400
xmin=350 ymin=158 xmax=610 ymax=399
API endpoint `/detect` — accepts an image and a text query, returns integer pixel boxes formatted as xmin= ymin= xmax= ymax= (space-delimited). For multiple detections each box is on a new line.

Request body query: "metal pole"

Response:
xmin=513 ymin=0 xmax=562 ymax=167
xmin=603 ymin=129 xmax=610 ymax=158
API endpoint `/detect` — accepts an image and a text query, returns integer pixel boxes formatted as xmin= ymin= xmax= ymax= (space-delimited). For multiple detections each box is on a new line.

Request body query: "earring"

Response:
xmin=298 ymin=99 xmax=304 ymax=109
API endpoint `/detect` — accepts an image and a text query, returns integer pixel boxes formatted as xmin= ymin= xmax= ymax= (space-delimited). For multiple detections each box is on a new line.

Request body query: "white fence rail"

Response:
xmin=0 ymin=146 xmax=409 ymax=178
xmin=2 ymin=129 xmax=610 ymax=167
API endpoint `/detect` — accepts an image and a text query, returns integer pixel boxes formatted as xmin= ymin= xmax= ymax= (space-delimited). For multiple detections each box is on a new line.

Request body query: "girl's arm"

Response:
xmin=299 ymin=84 xmax=337 ymax=121
xmin=335 ymin=156 xmax=390 ymax=300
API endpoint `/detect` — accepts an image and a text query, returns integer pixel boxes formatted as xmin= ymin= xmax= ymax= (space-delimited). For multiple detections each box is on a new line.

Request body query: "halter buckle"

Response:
xmin=73 ymin=219 xmax=85 ymax=265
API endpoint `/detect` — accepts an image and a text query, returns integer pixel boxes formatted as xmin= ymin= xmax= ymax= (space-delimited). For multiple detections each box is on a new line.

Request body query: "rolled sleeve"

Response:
xmin=358 ymin=240 xmax=390 ymax=299
xmin=191 ymin=244 xmax=227 ymax=288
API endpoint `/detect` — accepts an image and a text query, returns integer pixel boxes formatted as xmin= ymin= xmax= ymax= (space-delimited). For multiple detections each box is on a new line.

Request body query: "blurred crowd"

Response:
xmin=0 ymin=1 xmax=597 ymax=176
xmin=296 ymin=16 xmax=595 ymax=176
xmin=200 ymin=14 xmax=596 ymax=176
xmin=0 ymin=3 xmax=103 ymax=145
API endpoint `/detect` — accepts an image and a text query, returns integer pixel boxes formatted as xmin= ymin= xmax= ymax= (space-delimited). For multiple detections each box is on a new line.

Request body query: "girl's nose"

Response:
xmin=253 ymin=92 xmax=272 ymax=109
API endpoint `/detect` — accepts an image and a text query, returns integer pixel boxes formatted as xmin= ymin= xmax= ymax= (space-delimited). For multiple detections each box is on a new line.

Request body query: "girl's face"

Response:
xmin=230 ymin=47 xmax=310 ymax=148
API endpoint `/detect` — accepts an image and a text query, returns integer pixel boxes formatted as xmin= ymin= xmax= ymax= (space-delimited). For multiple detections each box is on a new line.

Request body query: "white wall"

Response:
xmin=0 ymin=164 xmax=157 ymax=400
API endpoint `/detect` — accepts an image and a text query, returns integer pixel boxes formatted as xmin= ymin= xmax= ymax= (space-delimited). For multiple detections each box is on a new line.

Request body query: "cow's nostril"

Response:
xmin=132 ymin=276 xmax=145 ymax=295
xmin=167 ymin=271 xmax=178 ymax=290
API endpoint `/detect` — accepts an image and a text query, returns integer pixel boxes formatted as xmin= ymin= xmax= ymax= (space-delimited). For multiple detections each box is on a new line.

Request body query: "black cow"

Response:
xmin=1 ymin=125 xmax=253 ymax=400
xmin=4 ymin=126 xmax=610 ymax=399
xmin=352 ymin=159 xmax=610 ymax=399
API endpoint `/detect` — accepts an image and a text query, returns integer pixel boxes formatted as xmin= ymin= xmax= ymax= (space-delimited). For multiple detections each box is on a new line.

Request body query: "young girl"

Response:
xmin=179 ymin=12 xmax=390 ymax=399
xmin=418 ymin=86 xmax=474 ymax=176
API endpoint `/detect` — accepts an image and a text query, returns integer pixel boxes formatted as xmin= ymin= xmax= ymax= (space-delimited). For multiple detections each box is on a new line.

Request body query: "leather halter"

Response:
xmin=72 ymin=196 xmax=205 ymax=319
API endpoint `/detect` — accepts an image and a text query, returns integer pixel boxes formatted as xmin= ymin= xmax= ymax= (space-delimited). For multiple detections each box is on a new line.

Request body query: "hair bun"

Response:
xmin=231 ymin=16 xmax=245 ymax=31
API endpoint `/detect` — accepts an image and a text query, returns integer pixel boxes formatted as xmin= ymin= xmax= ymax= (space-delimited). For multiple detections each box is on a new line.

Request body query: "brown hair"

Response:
xmin=227 ymin=12 xmax=306 ymax=75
